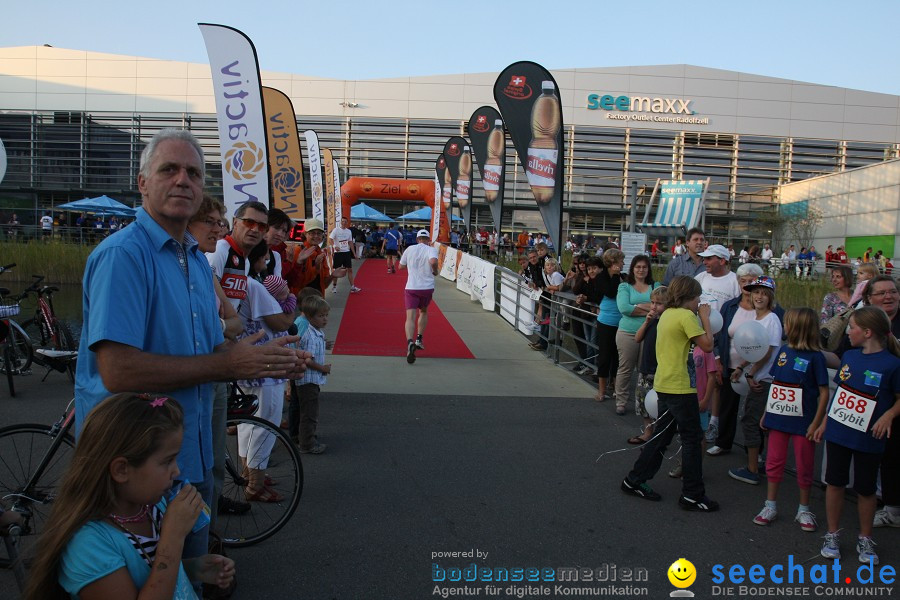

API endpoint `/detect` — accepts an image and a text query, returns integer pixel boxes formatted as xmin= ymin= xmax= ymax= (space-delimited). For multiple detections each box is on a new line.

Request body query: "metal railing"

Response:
xmin=494 ymin=266 xmax=599 ymax=373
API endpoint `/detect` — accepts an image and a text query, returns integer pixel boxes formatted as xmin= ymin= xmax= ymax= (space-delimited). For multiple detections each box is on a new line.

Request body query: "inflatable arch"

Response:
xmin=340 ymin=177 xmax=449 ymax=242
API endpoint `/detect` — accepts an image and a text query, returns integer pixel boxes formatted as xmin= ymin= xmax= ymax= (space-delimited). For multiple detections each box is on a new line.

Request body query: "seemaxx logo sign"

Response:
xmin=587 ymin=94 xmax=693 ymax=114
xmin=586 ymin=93 xmax=709 ymax=125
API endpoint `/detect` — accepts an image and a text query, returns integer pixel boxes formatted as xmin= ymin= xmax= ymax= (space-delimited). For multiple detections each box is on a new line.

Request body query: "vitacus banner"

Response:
xmin=199 ymin=23 xmax=270 ymax=218
xmin=442 ymin=136 xmax=473 ymax=233
xmin=468 ymin=106 xmax=505 ymax=233
xmin=304 ymin=130 xmax=324 ymax=222
xmin=494 ymin=61 xmax=564 ymax=250
xmin=262 ymin=87 xmax=306 ymax=220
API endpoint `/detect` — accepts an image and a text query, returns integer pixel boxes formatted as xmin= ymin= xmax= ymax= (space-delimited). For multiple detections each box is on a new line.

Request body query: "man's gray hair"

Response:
xmin=736 ymin=263 xmax=764 ymax=277
xmin=139 ymin=129 xmax=205 ymax=181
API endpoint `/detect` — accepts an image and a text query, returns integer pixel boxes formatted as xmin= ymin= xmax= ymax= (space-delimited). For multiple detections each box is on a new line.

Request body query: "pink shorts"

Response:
xmin=404 ymin=289 xmax=434 ymax=310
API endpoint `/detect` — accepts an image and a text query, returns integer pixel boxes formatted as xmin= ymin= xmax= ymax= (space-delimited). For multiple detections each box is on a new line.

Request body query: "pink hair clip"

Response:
xmin=149 ymin=397 xmax=168 ymax=408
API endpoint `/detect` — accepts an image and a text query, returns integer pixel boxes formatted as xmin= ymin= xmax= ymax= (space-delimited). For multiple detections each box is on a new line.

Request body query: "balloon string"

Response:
xmin=595 ymin=410 xmax=682 ymax=462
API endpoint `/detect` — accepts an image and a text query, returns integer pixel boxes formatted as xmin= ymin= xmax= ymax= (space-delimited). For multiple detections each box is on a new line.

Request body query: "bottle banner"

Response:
xmin=467 ymin=106 xmax=505 ymax=234
xmin=199 ymin=23 xmax=270 ymax=219
xmin=435 ymin=154 xmax=452 ymax=242
xmin=493 ymin=61 xmax=564 ymax=251
xmin=262 ymin=87 xmax=306 ymax=221
xmin=332 ymin=159 xmax=343 ymax=226
xmin=322 ymin=148 xmax=335 ymax=234
xmin=303 ymin=129 xmax=324 ymax=222
xmin=442 ymin=136 xmax=473 ymax=234
xmin=431 ymin=175 xmax=441 ymax=242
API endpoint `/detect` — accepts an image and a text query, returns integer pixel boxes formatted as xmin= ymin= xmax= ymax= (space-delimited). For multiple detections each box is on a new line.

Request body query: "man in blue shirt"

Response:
xmin=75 ymin=129 xmax=309 ymax=568
xmin=382 ymin=223 xmax=402 ymax=273
xmin=662 ymin=227 xmax=707 ymax=285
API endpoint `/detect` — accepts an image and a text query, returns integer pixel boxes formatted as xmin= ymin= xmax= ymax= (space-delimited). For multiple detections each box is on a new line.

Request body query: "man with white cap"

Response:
xmin=399 ymin=229 xmax=439 ymax=364
xmin=695 ymin=244 xmax=741 ymax=312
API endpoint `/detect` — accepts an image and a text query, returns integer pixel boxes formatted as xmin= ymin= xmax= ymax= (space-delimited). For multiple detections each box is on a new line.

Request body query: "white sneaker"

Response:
xmin=704 ymin=422 xmax=719 ymax=444
xmin=856 ymin=536 xmax=879 ymax=565
xmin=415 ymin=338 xmax=425 ymax=351
xmin=873 ymin=508 xmax=900 ymax=528
xmin=821 ymin=531 xmax=841 ymax=560
xmin=753 ymin=505 xmax=777 ymax=526
xmin=706 ymin=445 xmax=729 ymax=456
xmin=332 ymin=286 xmax=338 ymax=294
xmin=350 ymin=286 xmax=361 ymax=293
xmin=795 ymin=511 xmax=817 ymax=532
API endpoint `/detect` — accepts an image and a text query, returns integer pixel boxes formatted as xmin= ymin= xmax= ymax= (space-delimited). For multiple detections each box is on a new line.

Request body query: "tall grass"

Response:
xmin=0 ymin=241 xmax=93 ymax=284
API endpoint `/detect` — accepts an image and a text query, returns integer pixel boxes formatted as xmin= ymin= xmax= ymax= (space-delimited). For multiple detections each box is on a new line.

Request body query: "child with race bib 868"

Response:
xmin=814 ymin=306 xmax=900 ymax=566
xmin=753 ymin=307 xmax=828 ymax=531
xmin=25 ymin=393 xmax=234 ymax=600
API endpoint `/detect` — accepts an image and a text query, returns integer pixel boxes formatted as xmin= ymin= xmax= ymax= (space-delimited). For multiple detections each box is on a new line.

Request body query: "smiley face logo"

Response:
xmin=668 ymin=558 xmax=696 ymax=588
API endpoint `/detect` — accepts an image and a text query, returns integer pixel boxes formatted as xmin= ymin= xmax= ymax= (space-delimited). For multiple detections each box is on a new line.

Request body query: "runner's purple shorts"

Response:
xmin=404 ymin=288 xmax=434 ymax=310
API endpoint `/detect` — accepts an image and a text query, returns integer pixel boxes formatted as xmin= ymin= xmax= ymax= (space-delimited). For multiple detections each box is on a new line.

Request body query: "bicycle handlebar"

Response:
xmin=0 ymin=263 xmax=16 ymax=274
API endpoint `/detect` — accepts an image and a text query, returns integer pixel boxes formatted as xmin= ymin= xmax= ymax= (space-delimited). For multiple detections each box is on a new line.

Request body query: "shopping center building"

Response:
xmin=1 ymin=45 xmax=899 ymax=242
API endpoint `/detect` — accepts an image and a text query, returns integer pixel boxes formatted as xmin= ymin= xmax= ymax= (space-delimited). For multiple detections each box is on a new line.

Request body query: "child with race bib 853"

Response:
xmin=753 ymin=307 xmax=828 ymax=531
xmin=814 ymin=306 xmax=900 ymax=566
xmin=25 ymin=393 xmax=234 ymax=600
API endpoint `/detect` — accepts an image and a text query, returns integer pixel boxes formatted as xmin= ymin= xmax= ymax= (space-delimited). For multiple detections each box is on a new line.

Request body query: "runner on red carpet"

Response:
xmin=382 ymin=224 xmax=402 ymax=274
xmin=399 ymin=229 xmax=439 ymax=364
xmin=329 ymin=217 xmax=360 ymax=293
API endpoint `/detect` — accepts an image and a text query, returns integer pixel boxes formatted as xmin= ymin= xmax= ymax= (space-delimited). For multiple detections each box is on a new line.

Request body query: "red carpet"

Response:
xmin=332 ymin=259 xmax=474 ymax=359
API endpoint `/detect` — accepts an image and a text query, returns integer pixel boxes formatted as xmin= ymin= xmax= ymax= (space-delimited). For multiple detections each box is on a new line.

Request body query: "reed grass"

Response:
xmin=0 ymin=241 xmax=93 ymax=284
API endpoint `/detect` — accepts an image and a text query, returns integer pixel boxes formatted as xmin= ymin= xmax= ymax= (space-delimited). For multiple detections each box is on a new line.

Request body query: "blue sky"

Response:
xmin=5 ymin=0 xmax=900 ymax=94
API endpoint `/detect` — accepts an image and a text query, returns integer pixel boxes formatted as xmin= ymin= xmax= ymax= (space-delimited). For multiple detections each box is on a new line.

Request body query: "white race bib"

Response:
xmin=766 ymin=382 xmax=803 ymax=417
xmin=827 ymin=385 xmax=877 ymax=432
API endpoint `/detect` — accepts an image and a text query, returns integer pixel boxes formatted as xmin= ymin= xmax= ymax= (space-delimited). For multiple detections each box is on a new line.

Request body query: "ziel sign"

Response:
xmin=586 ymin=94 xmax=709 ymax=125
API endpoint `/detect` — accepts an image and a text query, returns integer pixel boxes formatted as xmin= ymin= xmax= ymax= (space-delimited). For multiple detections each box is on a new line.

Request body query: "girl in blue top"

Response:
xmin=26 ymin=394 xmax=234 ymax=600
xmin=813 ymin=306 xmax=900 ymax=566
xmin=754 ymin=308 xmax=828 ymax=531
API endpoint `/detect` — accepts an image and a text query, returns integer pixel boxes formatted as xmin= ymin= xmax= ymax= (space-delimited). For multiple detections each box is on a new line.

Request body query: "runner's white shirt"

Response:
xmin=400 ymin=243 xmax=439 ymax=290
xmin=329 ymin=227 xmax=353 ymax=254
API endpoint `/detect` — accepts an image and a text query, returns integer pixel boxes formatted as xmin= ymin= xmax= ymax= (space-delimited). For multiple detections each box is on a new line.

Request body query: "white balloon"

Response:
xmin=731 ymin=370 xmax=750 ymax=397
xmin=699 ymin=308 xmax=724 ymax=335
xmin=708 ymin=308 xmax=724 ymax=335
xmin=645 ymin=389 xmax=659 ymax=419
xmin=733 ymin=320 xmax=769 ymax=363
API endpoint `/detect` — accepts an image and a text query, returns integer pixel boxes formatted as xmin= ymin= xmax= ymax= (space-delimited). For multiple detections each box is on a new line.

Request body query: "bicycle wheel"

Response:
xmin=6 ymin=320 xmax=33 ymax=374
xmin=0 ymin=424 xmax=76 ymax=557
xmin=52 ymin=321 xmax=77 ymax=382
xmin=219 ymin=415 xmax=302 ymax=547
xmin=4 ymin=342 xmax=15 ymax=397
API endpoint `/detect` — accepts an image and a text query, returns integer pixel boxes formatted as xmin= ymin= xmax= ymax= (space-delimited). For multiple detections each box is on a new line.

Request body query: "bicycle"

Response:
xmin=17 ymin=274 xmax=78 ymax=382
xmin=0 ymin=264 xmax=35 ymax=397
xmin=0 ymin=380 xmax=302 ymax=562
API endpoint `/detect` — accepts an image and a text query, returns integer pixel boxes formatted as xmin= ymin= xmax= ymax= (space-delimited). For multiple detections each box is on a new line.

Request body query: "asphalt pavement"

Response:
xmin=0 ymin=265 xmax=895 ymax=599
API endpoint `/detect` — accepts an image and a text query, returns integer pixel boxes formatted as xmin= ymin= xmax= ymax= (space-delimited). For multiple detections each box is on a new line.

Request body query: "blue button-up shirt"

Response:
xmin=75 ymin=208 xmax=224 ymax=482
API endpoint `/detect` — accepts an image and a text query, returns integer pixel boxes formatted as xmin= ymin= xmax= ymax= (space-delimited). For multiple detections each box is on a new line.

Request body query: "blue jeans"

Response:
xmin=209 ymin=382 xmax=227 ymax=531
xmin=183 ymin=468 xmax=213 ymax=588
xmin=626 ymin=392 xmax=706 ymax=500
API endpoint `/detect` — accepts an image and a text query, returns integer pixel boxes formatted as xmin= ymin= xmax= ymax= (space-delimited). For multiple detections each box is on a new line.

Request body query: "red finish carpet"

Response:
xmin=331 ymin=259 xmax=474 ymax=359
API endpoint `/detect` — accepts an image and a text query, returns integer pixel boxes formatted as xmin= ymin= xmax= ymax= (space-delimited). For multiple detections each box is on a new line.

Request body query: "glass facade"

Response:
xmin=1 ymin=110 xmax=898 ymax=243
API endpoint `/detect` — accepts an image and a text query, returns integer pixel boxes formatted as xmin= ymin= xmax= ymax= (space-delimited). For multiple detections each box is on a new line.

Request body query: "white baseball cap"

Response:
xmin=417 ymin=229 xmax=430 ymax=238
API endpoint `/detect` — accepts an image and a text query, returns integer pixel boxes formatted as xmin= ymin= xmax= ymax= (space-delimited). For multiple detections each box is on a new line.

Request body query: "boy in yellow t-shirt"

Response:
xmin=621 ymin=276 xmax=719 ymax=512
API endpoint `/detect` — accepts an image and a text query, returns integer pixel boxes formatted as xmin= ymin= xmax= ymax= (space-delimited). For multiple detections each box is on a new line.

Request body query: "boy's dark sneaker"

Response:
xmin=406 ymin=342 xmax=416 ymax=364
xmin=621 ymin=478 xmax=661 ymax=501
xmin=679 ymin=495 xmax=720 ymax=512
